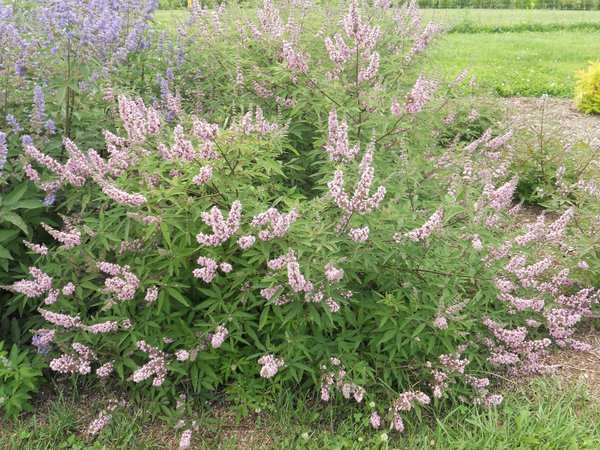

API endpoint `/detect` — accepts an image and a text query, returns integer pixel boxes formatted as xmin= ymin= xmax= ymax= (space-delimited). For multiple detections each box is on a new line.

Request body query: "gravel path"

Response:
xmin=499 ymin=97 xmax=600 ymax=149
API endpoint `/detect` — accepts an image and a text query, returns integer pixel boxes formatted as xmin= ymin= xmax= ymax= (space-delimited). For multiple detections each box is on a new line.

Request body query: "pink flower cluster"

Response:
xmin=546 ymin=288 xmax=599 ymax=349
xmin=87 ymin=410 xmax=112 ymax=436
xmin=324 ymin=34 xmax=351 ymax=79
xmin=406 ymin=22 xmax=443 ymax=63
xmin=82 ymin=321 xmax=120 ymax=334
xmin=96 ymin=361 xmax=115 ymax=377
xmin=325 ymin=0 xmax=380 ymax=80
xmin=403 ymin=207 xmax=443 ymax=242
xmin=326 ymin=297 xmax=341 ymax=312
xmin=170 ymin=125 xmax=196 ymax=161
xmin=396 ymin=74 xmax=439 ymax=115
xmin=86 ymin=399 xmax=126 ymax=435
xmin=327 ymin=141 xmax=386 ymax=227
xmin=433 ymin=296 xmax=470 ymax=329
xmin=233 ymin=106 xmax=279 ymax=135
xmin=100 ymin=182 xmax=147 ymax=207
xmin=324 ymin=109 xmax=360 ymax=162
xmin=210 ymin=325 xmax=228 ymax=348
xmin=258 ymin=354 xmax=285 ymax=378
xmin=192 ymin=166 xmax=213 ymax=186
xmin=192 ymin=118 xmax=220 ymax=140
xmin=390 ymin=391 xmax=430 ymax=432
xmin=38 ymin=308 xmax=81 ymax=328
xmin=483 ymin=318 xmax=552 ymax=376
xmin=348 ymin=226 xmax=369 ymax=242
xmin=145 ymin=286 xmax=159 ymax=303
xmin=193 ymin=256 xmax=219 ymax=283
xmin=23 ymin=240 xmax=48 ymax=255
xmin=489 ymin=178 xmax=519 ymax=211
xmin=319 ymin=358 xmax=364 ymax=403
xmin=132 ymin=340 xmax=167 ymax=387
xmin=251 ymin=207 xmax=298 ymax=240
xmin=179 ymin=429 xmax=193 ymax=449
xmin=50 ymin=342 xmax=97 ymax=375
xmin=281 ymin=41 xmax=310 ymax=75
xmin=193 ymin=257 xmax=232 ymax=283
xmin=370 ymin=411 xmax=381 ymax=429
xmin=325 ymin=263 xmax=344 ymax=283
xmin=286 ymin=249 xmax=314 ymax=293
xmin=238 ymin=234 xmax=256 ymax=250
xmin=8 ymin=267 xmax=52 ymax=298
xmin=62 ymin=282 xmax=76 ymax=295
xmin=196 ymin=200 xmax=242 ymax=246
xmin=117 ymin=94 xmax=162 ymax=145
xmin=256 ymin=0 xmax=284 ymax=39
xmin=358 ymin=51 xmax=380 ymax=83
xmin=41 ymin=222 xmax=81 ymax=249
xmin=260 ymin=285 xmax=289 ymax=306
xmin=342 ymin=0 xmax=380 ymax=51
xmin=99 ymin=262 xmax=140 ymax=301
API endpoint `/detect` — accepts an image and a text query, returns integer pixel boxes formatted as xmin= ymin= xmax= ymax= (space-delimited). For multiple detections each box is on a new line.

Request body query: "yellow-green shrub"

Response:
xmin=574 ymin=61 xmax=600 ymax=114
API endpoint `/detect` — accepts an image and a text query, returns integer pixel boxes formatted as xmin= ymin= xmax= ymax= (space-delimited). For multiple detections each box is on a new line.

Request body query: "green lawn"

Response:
xmin=429 ymin=30 xmax=600 ymax=97
xmin=423 ymin=8 xmax=600 ymax=25
xmin=153 ymin=9 xmax=188 ymax=28
xmin=2 ymin=378 xmax=599 ymax=449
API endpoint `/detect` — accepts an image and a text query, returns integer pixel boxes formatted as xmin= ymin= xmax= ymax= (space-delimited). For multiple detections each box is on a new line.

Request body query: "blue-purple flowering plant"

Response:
xmin=0 ymin=0 xmax=161 ymax=351
xmin=1 ymin=0 xmax=159 ymax=140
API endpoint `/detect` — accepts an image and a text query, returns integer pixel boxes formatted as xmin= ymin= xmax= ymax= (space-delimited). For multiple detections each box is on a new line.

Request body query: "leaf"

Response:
xmin=0 ymin=212 xmax=29 ymax=234
xmin=258 ymin=306 xmax=271 ymax=330
xmin=377 ymin=329 xmax=396 ymax=346
xmin=0 ymin=245 xmax=12 ymax=260
xmin=0 ymin=229 xmax=19 ymax=242
xmin=12 ymin=200 xmax=42 ymax=210
xmin=166 ymin=287 xmax=190 ymax=307
xmin=3 ymin=183 xmax=29 ymax=207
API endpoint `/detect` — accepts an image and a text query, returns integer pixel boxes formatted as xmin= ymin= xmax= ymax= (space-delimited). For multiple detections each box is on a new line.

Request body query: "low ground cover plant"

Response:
xmin=0 ymin=0 xmax=598 ymax=447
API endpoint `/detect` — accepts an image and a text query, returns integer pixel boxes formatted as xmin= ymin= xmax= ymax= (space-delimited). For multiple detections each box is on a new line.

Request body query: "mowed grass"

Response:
xmin=2 ymin=378 xmax=600 ymax=449
xmin=153 ymin=9 xmax=188 ymax=29
xmin=429 ymin=30 xmax=600 ymax=97
xmin=423 ymin=8 xmax=600 ymax=26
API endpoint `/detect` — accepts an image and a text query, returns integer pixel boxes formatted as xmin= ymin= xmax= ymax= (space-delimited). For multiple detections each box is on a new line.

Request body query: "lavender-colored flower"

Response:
xmin=6 ymin=114 xmax=22 ymax=132
xmin=43 ymin=192 xmax=57 ymax=206
xmin=31 ymin=86 xmax=46 ymax=133
xmin=32 ymin=329 xmax=55 ymax=355
xmin=0 ymin=131 xmax=8 ymax=175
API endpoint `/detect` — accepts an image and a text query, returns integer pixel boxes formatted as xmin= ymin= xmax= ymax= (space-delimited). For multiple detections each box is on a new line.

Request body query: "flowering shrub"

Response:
xmin=0 ymin=0 xmax=598 ymax=444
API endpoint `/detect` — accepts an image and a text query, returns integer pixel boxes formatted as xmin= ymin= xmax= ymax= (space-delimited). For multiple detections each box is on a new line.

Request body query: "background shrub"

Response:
xmin=575 ymin=61 xmax=600 ymax=114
